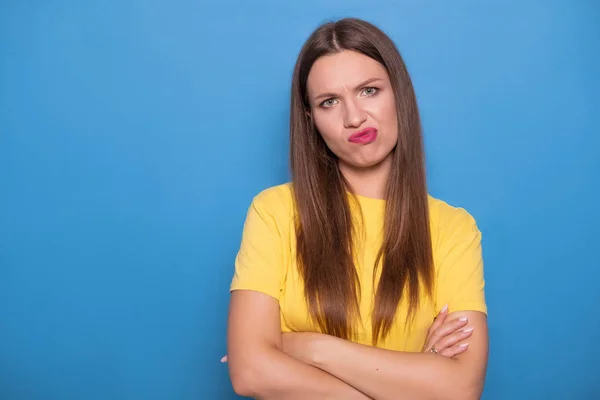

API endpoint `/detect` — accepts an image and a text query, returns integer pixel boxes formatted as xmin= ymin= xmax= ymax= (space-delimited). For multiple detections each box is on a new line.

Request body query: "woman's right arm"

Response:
xmin=227 ymin=289 xmax=371 ymax=399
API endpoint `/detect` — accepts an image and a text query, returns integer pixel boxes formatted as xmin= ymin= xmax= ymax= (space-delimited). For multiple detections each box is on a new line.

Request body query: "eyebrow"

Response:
xmin=313 ymin=77 xmax=384 ymax=102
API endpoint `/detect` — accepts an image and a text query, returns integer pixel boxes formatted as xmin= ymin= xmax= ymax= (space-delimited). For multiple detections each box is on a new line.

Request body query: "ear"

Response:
xmin=305 ymin=109 xmax=312 ymax=120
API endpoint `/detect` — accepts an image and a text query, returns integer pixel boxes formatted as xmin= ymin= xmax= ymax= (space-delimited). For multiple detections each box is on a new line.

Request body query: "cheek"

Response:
xmin=377 ymin=96 xmax=398 ymax=139
xmin=380 ymin=94 xmax=398 ymax=124
xmin=313 ymin=112 xmax=342 ymax=145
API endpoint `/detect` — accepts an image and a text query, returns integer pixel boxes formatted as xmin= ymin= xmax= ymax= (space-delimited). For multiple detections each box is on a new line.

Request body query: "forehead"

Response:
xmin=306 ymin=50 xmax=389 ymax=95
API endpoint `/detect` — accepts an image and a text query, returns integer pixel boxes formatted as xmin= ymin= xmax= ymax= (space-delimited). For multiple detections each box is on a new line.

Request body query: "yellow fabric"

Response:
xmin=230 ymin=183 xmax=487 ymax=352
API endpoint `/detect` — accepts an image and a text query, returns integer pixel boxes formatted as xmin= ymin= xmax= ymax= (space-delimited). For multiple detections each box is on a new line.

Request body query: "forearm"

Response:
xmin=311 ymin=337 xmax=482 ymax=400
xmin=230 ymin=346 xmax=371 ymax=399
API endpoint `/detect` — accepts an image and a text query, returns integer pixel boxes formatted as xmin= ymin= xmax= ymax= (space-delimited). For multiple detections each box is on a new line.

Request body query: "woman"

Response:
xmin=225 ymin=18 xmax=488 ymax=400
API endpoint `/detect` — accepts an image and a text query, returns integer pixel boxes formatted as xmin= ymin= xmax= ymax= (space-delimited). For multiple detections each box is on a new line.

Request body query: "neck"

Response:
xmin=339 ymin=153 xmax=393 ymax=200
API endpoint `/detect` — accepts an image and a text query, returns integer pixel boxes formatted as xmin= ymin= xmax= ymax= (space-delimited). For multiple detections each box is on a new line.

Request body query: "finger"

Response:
xmin=221 ymin=355 xmax=228 ymax=363
xmin=434 ymin=326 xmax=474 ymax=352
xmin=428 ymin=316 xmax=468 ymax=347
xmin=423 ymin=305 xmax=450 ymax=351
xmin=440 ymin=342 xmax=469 ymax=358
xmin=427 ymin=304 xmax=449 ymax=338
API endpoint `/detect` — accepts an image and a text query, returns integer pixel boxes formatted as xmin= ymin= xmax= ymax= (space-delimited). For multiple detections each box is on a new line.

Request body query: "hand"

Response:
xmin=422 ymin=304 xmax=474 ymax=357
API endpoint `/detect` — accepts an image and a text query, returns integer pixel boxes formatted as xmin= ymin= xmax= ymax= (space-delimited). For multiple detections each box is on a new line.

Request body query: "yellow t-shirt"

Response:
xmin=230 ymin=183 xmax=487 ymax=352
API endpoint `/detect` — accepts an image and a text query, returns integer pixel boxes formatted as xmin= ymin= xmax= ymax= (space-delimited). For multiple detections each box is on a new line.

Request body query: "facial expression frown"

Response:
xmin=306 ymin=50 xmax=398 ymax=170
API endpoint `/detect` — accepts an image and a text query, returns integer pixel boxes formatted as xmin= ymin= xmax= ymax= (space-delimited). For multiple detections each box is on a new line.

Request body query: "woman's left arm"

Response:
xmin=284 ymin=309 xmax=488 ymax=400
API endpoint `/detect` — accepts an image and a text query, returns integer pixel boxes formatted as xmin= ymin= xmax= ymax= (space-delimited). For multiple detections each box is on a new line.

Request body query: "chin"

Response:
xmin=358 ymin=149 xmax=394 ymax=168
xmin=343 ymin=156 xmax=389 ymax=170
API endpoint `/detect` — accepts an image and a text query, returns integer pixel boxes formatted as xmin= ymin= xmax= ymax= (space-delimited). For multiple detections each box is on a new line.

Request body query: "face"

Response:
xmin=306 ymin=50 xmax=398 ymax=170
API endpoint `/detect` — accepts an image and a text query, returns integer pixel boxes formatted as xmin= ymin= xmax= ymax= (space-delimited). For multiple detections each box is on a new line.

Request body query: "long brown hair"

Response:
xmin=290 ymin=18 xmax=433 ymax=344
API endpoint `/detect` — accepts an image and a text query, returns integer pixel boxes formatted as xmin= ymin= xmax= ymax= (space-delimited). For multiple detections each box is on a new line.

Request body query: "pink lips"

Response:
xmin=348 ymin=128 xmax=378 ymax=144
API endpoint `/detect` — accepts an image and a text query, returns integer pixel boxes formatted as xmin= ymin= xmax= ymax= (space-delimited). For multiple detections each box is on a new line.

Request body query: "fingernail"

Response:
xmin=220 ymin=356 xmax=226 ymax=362
xmin=459 ymin=343 xmax=469 ymax=349
xmin=459 ymin=317 xmax=468 ymax=322
xmin=441 ymin=304 xmax=448 ymax=313
xmin=463 ymin=327 xmax=474 ymax=333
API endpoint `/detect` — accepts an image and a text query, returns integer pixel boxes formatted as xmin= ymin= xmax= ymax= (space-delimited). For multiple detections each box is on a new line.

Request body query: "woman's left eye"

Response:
xmin=362 ymin=87 xmax=378 ymax=96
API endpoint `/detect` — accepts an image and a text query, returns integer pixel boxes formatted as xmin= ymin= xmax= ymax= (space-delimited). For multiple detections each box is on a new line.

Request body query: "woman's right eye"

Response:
xmin=321 ymin=98 xmax=338 ymax=108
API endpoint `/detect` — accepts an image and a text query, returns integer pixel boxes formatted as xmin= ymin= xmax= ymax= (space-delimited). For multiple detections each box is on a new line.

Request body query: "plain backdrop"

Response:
xmin=1 ymin=1 xmax=599 ymax=399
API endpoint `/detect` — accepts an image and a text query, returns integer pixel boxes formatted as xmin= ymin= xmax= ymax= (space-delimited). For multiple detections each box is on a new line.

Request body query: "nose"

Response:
xmin=342 ymin=98 xmax=367 ymax=129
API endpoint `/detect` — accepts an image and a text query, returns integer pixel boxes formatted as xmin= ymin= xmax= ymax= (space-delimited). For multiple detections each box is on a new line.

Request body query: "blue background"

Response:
xmin=1 ymin=1 xmax=598 ymax=399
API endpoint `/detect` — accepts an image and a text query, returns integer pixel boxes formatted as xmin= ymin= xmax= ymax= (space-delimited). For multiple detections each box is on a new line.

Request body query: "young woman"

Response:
xmin=225 ymin=18 xmax=488 ymax=400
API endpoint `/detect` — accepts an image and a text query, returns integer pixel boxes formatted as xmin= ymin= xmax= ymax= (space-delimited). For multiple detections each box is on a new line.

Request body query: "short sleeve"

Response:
xmin=230 ymin=194 xmax=285 ymax=301
xmin=435 ymin=209 xmax=487 ymax=315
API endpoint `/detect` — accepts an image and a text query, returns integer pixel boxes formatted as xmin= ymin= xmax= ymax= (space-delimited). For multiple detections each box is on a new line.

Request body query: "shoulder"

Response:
xmin=252 ymin=182 xmax=294 ymax=205
xmin=244 ymin=182 xmax=295 ymax=232
xmin=427 ymin=195 xmax=481 ymax=251
xmin=250 ymin=182 xmax=294 ymax=213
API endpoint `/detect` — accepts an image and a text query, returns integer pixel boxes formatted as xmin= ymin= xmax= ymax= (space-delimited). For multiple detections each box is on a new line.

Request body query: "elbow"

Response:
xmin=462 ymin=373 xmax=485 ymax=400
xmin=230 ymin=369 xmax=258 ymax=397
xmin=228 ymin=356 xmax=272 ymax=398
xmin=229 ymin=366 xmax=261 ymax=398
xmin=427 ymin=369 xmax=483 ymax=400
xmin=460 ymin=388 xmax=483 ymax=400
xmin=465 ymin=383 xmax=484 ymax=400
xmin=445 ymin=381 xmax=483 ymax=400
xmin=438 ymin=361 xmax=485 ymax=400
